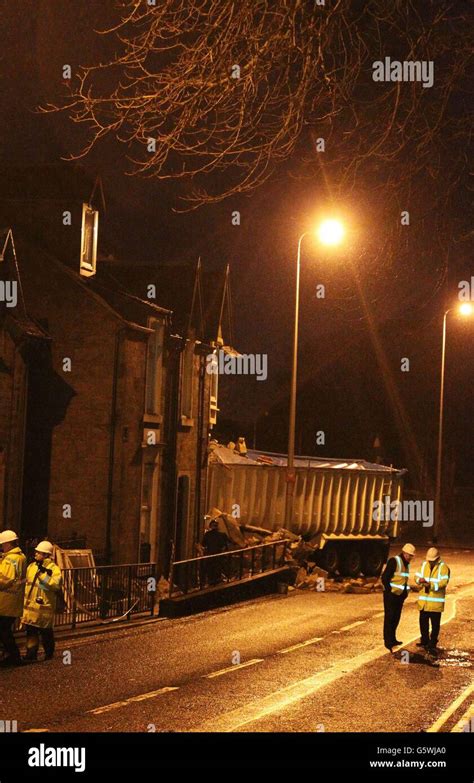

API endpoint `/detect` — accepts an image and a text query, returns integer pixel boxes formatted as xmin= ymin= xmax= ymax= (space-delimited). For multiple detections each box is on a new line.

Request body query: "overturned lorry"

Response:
xmin=207 ymin=445 xmax=405 ymax=578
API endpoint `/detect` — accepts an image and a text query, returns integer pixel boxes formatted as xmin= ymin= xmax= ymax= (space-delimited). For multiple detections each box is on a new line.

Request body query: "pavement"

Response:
xmin=0 ymin=546 xmax=472 ymax=734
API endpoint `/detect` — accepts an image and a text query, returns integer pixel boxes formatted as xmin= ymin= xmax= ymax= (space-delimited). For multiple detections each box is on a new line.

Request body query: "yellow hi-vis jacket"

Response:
xmin=0 ymin=547 xmax=27 ymax=617
xmin=390 ymin=555 xmax=410 ymax=595
xmin=415 ymin=559 xmax=450 ymax=613
xmin=21 ymin=558 xmax=62 ymax=629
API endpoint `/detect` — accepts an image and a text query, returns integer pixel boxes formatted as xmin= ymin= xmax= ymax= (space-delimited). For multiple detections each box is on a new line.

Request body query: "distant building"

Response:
xmin=0 ymin=165 xmax=235 ymax=572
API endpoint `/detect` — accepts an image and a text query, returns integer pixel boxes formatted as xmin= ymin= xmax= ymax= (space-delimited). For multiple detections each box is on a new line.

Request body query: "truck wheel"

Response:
xmin=340 ymin=546 xmax=362 ymax=578
xmin=361 ymin=544 xmax=385 ymax=577
xmin=322 ymin=544 xmax=340 ymax=575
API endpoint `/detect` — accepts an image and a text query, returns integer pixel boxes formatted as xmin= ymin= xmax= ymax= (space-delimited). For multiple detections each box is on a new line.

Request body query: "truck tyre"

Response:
xmin=322 ymin=544 xmax=340 ymax=575
xmin=340 ymin=546 xmax=362 ymax=578
xmin=361 ymin=544 xmax=386 ymax=577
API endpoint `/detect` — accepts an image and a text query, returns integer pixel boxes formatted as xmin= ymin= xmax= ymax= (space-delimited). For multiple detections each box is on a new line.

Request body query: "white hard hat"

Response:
xmin=402 ymin=543 xmax=416 ymax=555
xmin=0 ymin=529 xmax=19 ymax=544
xmin=35 ymin=540 xmax=54 ymax=556
xmin=426 ymin=547 xmax=439 ymax=561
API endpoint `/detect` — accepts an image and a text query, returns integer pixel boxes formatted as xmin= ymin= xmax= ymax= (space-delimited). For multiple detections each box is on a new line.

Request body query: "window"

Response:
xmin=145 ymin=318 xmax=164 ymax=416
xmin=209 ymin=357 xmax=219 ymax=427
xmin=80 ymin=203 xmax=98 ymax=277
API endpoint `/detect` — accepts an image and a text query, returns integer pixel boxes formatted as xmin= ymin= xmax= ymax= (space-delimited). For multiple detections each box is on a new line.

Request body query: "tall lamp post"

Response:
xmin=284 ymin=219 xmax=345 ymax=527
xmin=434 ymin=302 xmax=473 ymax=538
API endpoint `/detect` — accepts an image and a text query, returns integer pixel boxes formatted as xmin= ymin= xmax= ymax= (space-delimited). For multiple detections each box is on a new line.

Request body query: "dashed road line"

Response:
xmin=194 ymin=642 xmax=392 ymax=732
xmin=87 ymin=686 xmax=179 ymax=715
xmin=205 ymin=659 xmax=264 ymax=678
xmin=338 ymin=620 xmax=367 ymax=631
xmin=23 ymin=729 xmax=50 ymax=733
xmin=194 ymin=588 xmax=473 ymax=732
xmin=278 ymin=637 xmax=323 ymax=654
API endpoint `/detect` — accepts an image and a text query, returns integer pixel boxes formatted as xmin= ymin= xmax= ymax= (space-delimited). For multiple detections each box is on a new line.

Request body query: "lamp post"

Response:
xmin=434 ymin=302 xmax=473 ymax=539
xmin=284 ymin=219 xmax=345 ymax=527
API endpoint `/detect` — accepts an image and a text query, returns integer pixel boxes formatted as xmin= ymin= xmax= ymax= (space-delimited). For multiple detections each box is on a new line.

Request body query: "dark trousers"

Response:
xmin=383 ymin=591 xmax=405 ymax=646
xmin=203 ymin=557 xmax=223 ymax=586
xmin=24 ymin=625 xmax=55 ymax=660
xmin=419 ymin=610 xmax=441 ymax=646
xmin=0 ymin=616 xmax=21 ymax=662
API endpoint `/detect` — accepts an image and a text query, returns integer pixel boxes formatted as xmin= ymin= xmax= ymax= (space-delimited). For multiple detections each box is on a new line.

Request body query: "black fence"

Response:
xmin=169 ymin=540 xmax=290 ymax=598
xmin=59 ymin=563 xmax=156 ymax=628
xmin=12 ymin=563 xmax=157 ymax=632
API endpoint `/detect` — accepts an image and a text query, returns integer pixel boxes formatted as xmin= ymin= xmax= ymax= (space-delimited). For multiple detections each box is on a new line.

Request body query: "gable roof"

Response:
xmin=99 ymin=258 xmax=234 ymax=345
xmin=0 ymin=228 xmax=51 ymax=342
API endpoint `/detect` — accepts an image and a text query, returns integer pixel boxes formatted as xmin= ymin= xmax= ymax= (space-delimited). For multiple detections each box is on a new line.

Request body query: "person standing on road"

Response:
xmin=21 ymin=541 xmax=62 ymax=662
xmin=381 ymin=543 xmax=415 ymax=652
xmin=202 ymin=519 xmax=230 ymax=586
xmin=0 ymin=530 xmax=27 ymax=667
xmin=415 ymin=547 xmax=450 ymax=652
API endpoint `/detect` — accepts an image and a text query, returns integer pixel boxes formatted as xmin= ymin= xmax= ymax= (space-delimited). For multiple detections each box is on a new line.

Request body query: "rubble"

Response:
xmin=202 ymin=506 xmax=386 ymax=594
xmin=294 ymin=564 xmax=384 ymax=593
xmin=156 ymin=576 xmax=171 ymax=599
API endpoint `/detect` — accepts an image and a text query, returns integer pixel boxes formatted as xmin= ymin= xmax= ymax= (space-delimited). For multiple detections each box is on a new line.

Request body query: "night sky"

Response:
xmin=1 ymin=1 xmax=473 ymax=489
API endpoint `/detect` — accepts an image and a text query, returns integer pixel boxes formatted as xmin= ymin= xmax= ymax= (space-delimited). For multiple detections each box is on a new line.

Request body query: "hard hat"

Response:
xmin=0 ymin=529 xmax=19 ymax=544
xmin=35 ymin=541 xmax=54 ymax=556
xmin=402 ymin=543 xmax=416 ymax=555
xmin=426 ymin=547 xmax=439 ymax=561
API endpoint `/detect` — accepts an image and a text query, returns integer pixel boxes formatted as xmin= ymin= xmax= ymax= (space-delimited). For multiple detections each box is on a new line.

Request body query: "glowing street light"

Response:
xmin=434 ymin=302 xmax=473 ymax=537
xmin=285 ymin=219 xmax=346 ymax=526
xmin=317 ymin=218 xmax=345 ymax=247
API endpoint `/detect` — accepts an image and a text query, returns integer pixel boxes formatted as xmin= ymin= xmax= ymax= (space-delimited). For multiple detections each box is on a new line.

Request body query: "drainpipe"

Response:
xmin=105 ymin=326 xmax=125 ymax=564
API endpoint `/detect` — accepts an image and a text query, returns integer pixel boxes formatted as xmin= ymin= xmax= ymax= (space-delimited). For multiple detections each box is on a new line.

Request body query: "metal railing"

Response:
xmin=169 ymin=540 xmax=290 ymax=598
xmin=59 ymin=563 xmax=156 ymax=628
xmin=11 ymin=563 xmax=157 ymax=632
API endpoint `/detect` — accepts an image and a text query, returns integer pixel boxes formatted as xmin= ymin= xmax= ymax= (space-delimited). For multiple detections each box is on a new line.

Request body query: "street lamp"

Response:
xmin=285 ymin=219 xmax=345 ymax=527
xmin=434 ymin=302 xmax=473 ymax=538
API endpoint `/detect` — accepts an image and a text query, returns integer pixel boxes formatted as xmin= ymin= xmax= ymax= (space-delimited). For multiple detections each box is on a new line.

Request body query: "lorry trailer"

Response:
xmin=207 ymin=444 xmax=405 ymax=577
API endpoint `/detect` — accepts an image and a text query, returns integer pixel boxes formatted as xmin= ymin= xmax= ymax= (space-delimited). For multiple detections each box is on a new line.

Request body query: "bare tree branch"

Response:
xmin=43 ymin=0 xmax=473 ymax=209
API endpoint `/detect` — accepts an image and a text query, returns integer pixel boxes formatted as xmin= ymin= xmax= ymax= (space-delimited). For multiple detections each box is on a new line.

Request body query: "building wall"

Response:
xmin=0 ymin=327 xmax=28 ymax=532
xmin=110 ymin=329 xmax=149 ymax=564
xmin=1 ymin=229 xmax=217 ymax=570
xmin=16 ymin=242 xmax=148 ymax=561
xmin=175 ymin=346 xmax=213 ymax=560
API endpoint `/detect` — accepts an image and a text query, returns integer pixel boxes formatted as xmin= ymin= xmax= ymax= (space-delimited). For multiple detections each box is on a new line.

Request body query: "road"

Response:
xmin=1 ymin=547 xmax=473 ymax=734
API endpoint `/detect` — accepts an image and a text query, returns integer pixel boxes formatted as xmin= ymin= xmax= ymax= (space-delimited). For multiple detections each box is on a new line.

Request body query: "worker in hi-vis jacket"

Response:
xmin=415 ymin=547 xmax=450 ymax=652
xmin=381 ymin=543 xmax=416 ymax=653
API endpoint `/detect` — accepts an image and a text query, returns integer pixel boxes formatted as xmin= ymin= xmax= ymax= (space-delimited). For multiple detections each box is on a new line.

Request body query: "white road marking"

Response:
xmin=23 ymin=729 xmax=50 ymax=732
xmin=87 ymin=686 xmax=179 ymax=715
xmin=194 ymin=643 xmax=393 ymax=732
xmin=426 ymin=682 xmax=474 ymax=733
xmin=372 ymin=612 xmax=385 ymax=618
xmin=278 ymin=637 xmax=323 ymax=654
xmin=338 ymin=620 xmax=366 ymax=631
xmin=205 ymin=659 xmax=264 ymax=678
xmin=194 ymin=587 xmax=474 ymax=733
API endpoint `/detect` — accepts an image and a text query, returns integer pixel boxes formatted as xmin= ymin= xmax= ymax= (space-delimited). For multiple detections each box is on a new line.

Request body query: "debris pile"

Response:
xmin=156 ymin=576 xmax=171 ymax=600
xmin=294 ymin=566 xmax=383 ymax=592
xmin=203 ymin=508 xmax=385 ymax=592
